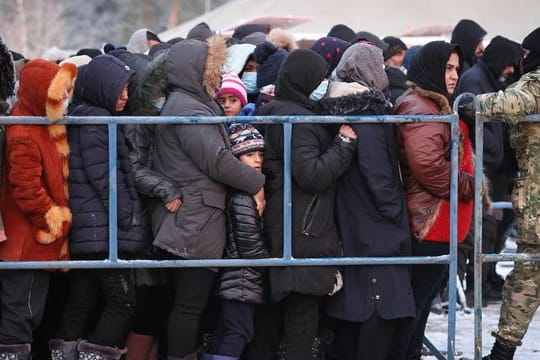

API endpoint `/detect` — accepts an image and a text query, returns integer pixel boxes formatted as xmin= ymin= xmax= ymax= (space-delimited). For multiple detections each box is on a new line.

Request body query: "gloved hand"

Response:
xmin=240 ymin=103 xmax=256 ymax=116
xmin=457 ymin=93 xmax=476 ymax=126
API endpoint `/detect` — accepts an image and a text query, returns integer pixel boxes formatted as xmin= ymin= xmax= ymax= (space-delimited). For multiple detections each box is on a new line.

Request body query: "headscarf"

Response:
xmin=408 ymin=41 xmax=463 ymax=98
xmin=311 ymin=37 xmax=351 ymax=77
xmin=336 ymin=43 xmax=388 ymax=92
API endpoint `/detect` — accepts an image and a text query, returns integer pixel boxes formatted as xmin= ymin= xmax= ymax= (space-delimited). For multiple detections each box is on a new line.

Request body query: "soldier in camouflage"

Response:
xmin=476 ymin=27 xmax=540 ymax=360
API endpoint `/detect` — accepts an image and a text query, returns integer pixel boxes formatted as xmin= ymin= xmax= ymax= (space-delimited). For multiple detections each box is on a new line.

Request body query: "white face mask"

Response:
xmin=309 ymin=80 xmax=329 ymax=101
xmin=241 ymin=72 xmax=258 ymax=94
xmin=152 ymin=97 xmax=166 ymax=111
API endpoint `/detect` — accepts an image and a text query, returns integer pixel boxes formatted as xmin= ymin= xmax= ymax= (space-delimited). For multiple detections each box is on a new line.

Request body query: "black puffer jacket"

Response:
xmin=68 ymin=55 xmax=148 ymax=257
xmin=218 ymin=191 xmax=268 ymax=304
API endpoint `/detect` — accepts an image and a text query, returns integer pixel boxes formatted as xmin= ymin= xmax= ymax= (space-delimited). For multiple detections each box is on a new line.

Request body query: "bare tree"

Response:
xmin=0 ymin=0 xmax=67 ymax=58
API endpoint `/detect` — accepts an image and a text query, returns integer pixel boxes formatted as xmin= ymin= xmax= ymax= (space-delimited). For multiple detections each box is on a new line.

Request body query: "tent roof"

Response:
xmin=160 ymin=0 xmax=538 ymax=43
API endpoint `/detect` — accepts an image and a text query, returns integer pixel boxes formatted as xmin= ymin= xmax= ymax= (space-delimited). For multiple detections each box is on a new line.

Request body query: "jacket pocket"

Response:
xmin=195 ymin=190 xmax=226 ymax=232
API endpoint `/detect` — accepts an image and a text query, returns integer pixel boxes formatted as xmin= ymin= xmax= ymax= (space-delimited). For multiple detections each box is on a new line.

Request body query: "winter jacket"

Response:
xmin=320 ymin=81 xmax=415 ymax=322
xmin=218 ymin=191 xmax=268 ymax=304
xmin=478 ymin=66 xmax=540 ymax=244
xmin=394 ymin=85 xmax=475 ymax=242
xmin=258 ymin=49 xmax=353 ymax=301
xmin=386 ymin=67 xmax=408 ymax=105
xmin=1 ymin=60 xmax=76 ymax=261
xmin=68 ymin=55 xmax=148 ymax=257
xmin=151 ymin=37 xmax=265 ymax=259
xmin=455 ymin=61 xmax=517 ymax=198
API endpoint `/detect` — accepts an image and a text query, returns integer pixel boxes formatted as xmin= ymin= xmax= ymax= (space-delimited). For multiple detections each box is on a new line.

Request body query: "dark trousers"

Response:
xmin=210 ymin=300 xmax=255 ymax=357
xmin=282 ymin=293 xmax=319 ymax=360
xmin=401 ymin=241 xmax=449 ymax=359
xmin=130 ymin=285 xmax=172 ymax=336
xmin=168 ymin=268 xmax=216 ymax=357
xmin=0 ymin=270 xmax=50 ymax=344
xmin=244 ymin=303 xmax=281 ymax=360
xmin=336 ymin=312 xmax=398 ymax=360
xmin=56 ymin=269 xmax=135 ymax=348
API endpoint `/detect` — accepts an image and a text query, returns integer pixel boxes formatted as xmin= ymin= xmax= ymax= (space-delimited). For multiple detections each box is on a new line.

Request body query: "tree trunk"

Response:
xmin=168 ymin=0 xmax=179 ymax=29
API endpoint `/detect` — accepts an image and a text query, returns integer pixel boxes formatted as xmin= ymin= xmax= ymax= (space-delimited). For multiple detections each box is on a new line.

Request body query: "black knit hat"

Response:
xmin=382 ymin=36 xmax=408 ymax=61
xmin=522 ymin=27 xmax=540 ymax=52
xmin=327 ymin=24 xmax=356 ymax=43
xmin=253 ymin=41 xmax=288 ymax=89
xmin=354 ymin=31 xmax=388 ymax=51
xmin=450 ymin=19 xmax=486 ymax=67
xmin=311 ymin=37 xmax=351 ymax=77
xmin=76 ymin=48 xmax=102 ymax=58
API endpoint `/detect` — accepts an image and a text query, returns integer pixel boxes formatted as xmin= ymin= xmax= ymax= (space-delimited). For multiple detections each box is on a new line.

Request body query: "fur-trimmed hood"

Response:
xmin=167 ymin=35 xmax=227 ymax=101
xmin=395 ymin=82 xmax=452 ymax=115
xmin=267 ymin=28 xmax=298 ymax=52
xmin=12 ymin=59 xmax=76 ymax=120
xmin=319 ymin=81 xmax=388 ymax=115
xmin=134 ymin=51 xmax=169 ymax=115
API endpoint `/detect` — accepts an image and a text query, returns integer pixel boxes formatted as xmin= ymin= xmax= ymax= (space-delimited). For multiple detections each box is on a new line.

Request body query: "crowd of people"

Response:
xmin=0 ymin=17 xmax=539 ymax=360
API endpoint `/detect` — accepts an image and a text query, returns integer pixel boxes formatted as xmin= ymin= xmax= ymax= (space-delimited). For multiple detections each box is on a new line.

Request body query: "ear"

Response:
xmin=46 ymin=63 xmax=77 ymax=121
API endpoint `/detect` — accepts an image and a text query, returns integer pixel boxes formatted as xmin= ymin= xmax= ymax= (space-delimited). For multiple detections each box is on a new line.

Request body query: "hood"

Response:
xmin=13 ymin=59 xmax=77 ymax=120
xmin=336 ymin=43 xmax=388 ymax=91
xmin=481 ymin=36 xmax=522 ymax=79
xmin=127 ymin=28 xmax=151 ymax=54
xmin=167 ymin=36 xmax=227 ymax=100
xmin=81 ymin=55 xmax=135 ymax=114
xmin=450 ymin=19 xmax=486 ymax=67
xmin=135 ymin=52 xmax=169 ymax=115
xmin=275 ymin=49 xmax=328 ymax=111
xmin=267 ymin=28 xmax=298 ymax=53
xmin=223 ymin=43 xmax=255 ymax=76
xmin=187 ymin=22 xmax=214 ymax=42
xmin=320 ymin=80 xmax=387 ymax=115
xmin=109 ymin=49 xmax=151 ymax=114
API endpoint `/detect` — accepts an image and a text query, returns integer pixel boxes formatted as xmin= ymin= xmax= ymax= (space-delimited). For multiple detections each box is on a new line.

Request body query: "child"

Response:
xmin=216 ymin=71 xmax=248 ymax=117
xmin=204 ymin=124 xmax=268 ymax=360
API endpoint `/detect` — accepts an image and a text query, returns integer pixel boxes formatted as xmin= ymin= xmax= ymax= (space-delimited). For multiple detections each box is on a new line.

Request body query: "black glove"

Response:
xmin=457 ymin=93 xmax=477 ymax=126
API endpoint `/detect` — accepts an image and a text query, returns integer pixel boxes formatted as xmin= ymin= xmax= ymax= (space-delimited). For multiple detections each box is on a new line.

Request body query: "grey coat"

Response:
xmin=151 ymin=39 xmax=265 ymax=259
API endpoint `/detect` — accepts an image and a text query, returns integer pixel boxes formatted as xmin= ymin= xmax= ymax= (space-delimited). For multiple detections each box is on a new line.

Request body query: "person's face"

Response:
xmin=115 ymin=84 xmax=129 ymax=112
xmin=244 ymin=60 xmax=259 ymax=73
xmin=445 ymin=52 xmax=460 ymax=95
xmin=501 ymin=65 xmax=515 ymax=80
xmin=474 ymin=41 xmax=485 ymax=59
xmin=385 ymin=50 xmax=407 ymax=68
xmin=239 ymin=150 xmax=264 ymax=171
xmin=217 ymin=94 xmax=243 ymax=116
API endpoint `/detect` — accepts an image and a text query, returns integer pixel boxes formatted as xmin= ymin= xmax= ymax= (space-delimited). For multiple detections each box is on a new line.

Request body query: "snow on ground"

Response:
xmin=424 ymin=238 xmax=540 ymax=359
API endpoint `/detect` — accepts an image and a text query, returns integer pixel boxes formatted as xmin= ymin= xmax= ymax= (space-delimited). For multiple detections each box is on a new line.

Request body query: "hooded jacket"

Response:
xmin=68 ymin=55 xmax=148 ymax=257
xmin=450 ymin=19 xmax=486 ymax=70
xmin=1 ymin=59 xmax=76 ymax=261
xmin=258 ymin=49 xmax=353 ymax=301
xmin=320 ymin=44 xmax=415 ymax=322
xmin=151 ymin=37 xmax=265 ymax=259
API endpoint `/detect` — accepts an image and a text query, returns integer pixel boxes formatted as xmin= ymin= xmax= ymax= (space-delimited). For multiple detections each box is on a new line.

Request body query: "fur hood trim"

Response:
xmin=319 ymin=85 xmax=387 ymax=115
xmin=135 ymin=52 xmax=169 ymax=115
xmin=268 ymin=28 xmax=298 ymax=52
xmin=204 ymin=35 xmax=227 ymax=97
xmin=46 ymin=63 xmax=77 ymax=121
xmin=406 ymin=81 xmax=452 ymax=114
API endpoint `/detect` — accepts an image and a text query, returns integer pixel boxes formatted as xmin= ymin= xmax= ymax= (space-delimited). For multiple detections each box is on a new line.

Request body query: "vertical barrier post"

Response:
xmin=447 ymin=112 xmax=460 ymax=360
xmin=283 ymin=121 xmax=293 ymax=260
xmin=108 ymin=122 xmax=118 ymax=262
xmin=474 ymin=101 xmax=484 ymax=359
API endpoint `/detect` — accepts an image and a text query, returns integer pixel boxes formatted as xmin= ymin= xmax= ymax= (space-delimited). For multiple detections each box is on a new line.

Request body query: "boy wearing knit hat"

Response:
xmin=216 ymin=71 xmax=248 ymax=117
xmin=204 ymin=123 xmax=268 ymax=360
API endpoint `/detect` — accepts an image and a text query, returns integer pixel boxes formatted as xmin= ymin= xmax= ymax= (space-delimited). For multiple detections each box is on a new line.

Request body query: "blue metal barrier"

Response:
xmin=473 ymin=109 xmax=540 ymax=359
xmin=0 ymin=113 xmax=461 ymax=359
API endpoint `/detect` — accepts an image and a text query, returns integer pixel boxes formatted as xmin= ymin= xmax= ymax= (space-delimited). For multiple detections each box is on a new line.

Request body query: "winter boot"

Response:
xmin=50 ymin=339 xmax=79 ymax=360
xmin=483 ymin=340 xmax=516 ymax=360
xmin=0 ymin=344 xmax=31 ymax=360
xmin=77 ymin=340 xmax=123 ymax=360
xmin=311 ymin=328 xmax=335 ymax=359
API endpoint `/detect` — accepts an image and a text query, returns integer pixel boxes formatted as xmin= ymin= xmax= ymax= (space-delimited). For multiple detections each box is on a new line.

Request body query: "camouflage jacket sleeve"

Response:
xmin=478 ymin=68 xmax=540 ymax=124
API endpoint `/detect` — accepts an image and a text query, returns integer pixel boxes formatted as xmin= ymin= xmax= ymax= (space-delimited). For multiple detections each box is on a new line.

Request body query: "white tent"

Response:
xmin=159 ymin=0 xmax=539 ymax=43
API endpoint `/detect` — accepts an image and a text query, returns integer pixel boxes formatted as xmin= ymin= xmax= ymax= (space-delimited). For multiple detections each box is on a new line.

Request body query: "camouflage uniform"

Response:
xmin=478 ymin=66 xmax=540 ymax=346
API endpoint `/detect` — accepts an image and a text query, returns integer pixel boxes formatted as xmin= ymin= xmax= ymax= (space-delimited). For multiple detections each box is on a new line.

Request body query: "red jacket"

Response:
xmin=394 ymin=85 xmax=475 ymax=242
xmin=0 ymin=60 xmax=75 ymax=261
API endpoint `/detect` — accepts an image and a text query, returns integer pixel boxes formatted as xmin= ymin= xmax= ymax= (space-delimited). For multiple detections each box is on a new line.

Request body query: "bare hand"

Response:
xmin=165 ymin=198 xmax=182 ymax=213
xmin=339 ymin=124 xmax=357 ymax=139
xmin=253 ymin=188 xmax=266 ymax=217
